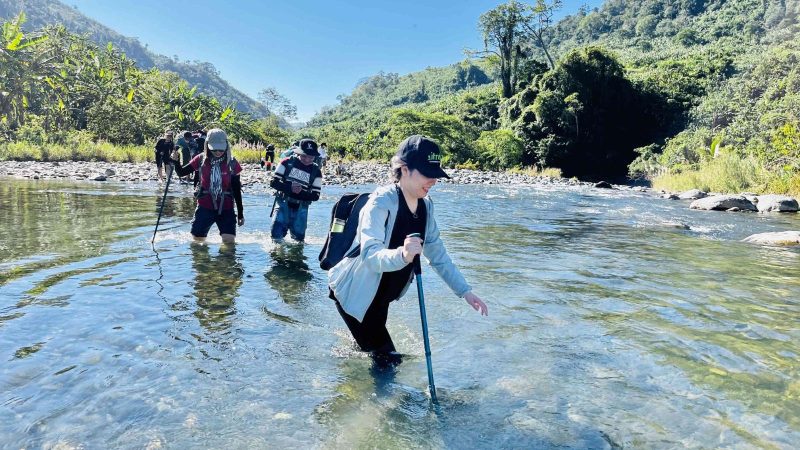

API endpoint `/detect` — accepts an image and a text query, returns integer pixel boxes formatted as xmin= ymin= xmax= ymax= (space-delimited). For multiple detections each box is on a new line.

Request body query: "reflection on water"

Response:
xmin=1 ymin=178 xmax=799 ymax=448
xmin=190 ymin=243 xmax=243 ymax=334
xmin=265 ymin=243 xmax=313 ymax=304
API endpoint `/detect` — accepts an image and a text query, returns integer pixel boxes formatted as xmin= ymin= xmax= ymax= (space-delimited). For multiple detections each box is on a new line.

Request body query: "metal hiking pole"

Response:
xmin=152 ymin=163 xmax=174 ymax=243
xmin=269 ymin=194 xmax=278 ymax=218
xmin=408 ymin=233 xmax=438 ymax=403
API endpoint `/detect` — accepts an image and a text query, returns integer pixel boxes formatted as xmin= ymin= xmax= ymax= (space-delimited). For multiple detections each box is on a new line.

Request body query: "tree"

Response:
xmin=522 ymin=0 xmax=562 ymax=69
xmin=0 ymin=13 xmax=51 ymax=128
xmin=474 ymin=129 xmax=524 ymax=170
xmin=479 ymin=0 xmax=528 ymax=98
xmin=257 ymin=87 xmax=297 ymax=120
xmin=387 ymin=109 xmax=477 ymax=164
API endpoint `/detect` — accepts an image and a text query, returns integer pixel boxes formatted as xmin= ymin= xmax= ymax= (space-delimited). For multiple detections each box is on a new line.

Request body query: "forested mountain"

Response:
xmin=306 ymin=0 xmax=800 ymax=190
xmin=0 ymin=0 xmax=267 ymax=116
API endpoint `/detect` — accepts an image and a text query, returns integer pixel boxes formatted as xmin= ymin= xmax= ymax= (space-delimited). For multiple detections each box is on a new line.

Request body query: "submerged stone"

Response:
xmin=594 ymin=181 xmax=613 ymax=189
xmin=743 ymin=231 xmax=800 ymax=246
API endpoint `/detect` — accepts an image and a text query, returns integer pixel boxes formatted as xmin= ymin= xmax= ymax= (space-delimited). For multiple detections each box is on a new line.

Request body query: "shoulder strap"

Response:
xmin=284 ymin=156 xmax=296 ymax=177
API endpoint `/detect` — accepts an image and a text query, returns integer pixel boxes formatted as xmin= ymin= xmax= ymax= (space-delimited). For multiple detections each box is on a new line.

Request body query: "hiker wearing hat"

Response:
xmin=327 ymin=135 xmax=488 ymax=366
xmin=269 ymin=138 xmax=323 ymax=242
xmin=154 ymin=130 xmax=176 ymax=181
xmin=260 ymin=143 xmax=276 ymax=171
xmin=169 ymin=128 xmax=245 ymax=244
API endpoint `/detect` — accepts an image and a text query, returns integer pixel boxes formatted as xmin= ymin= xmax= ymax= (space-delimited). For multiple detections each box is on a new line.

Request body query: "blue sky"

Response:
xmin=69 ymin=0 xmax=603 ymax=121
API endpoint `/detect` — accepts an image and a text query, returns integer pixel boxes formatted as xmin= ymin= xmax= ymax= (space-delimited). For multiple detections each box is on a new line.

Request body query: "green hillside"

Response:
xmin=0 ymin=0 xmax=267 ymax=116
xmin=304 ymin=60 xmax=497 ymax=162
xmin=303 ymin=0 xmax=800 ymax=191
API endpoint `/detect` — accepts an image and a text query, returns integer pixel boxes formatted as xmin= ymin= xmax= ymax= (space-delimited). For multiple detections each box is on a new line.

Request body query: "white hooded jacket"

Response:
xmin=328 ymin=184 xmax=471 ymax=322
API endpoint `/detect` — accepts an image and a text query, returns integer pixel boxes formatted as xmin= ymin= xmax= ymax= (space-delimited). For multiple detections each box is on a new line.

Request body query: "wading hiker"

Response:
xmin=269 ymin=138 xmax=323 ymax=242
xmin=191 ymin=130 xmax=207 ymax=187
xmin=176 ymin=131 xmax=197 ymax=184
xmin=154 ymin=130 xmax=176 ymax=181
xmin=168 ymin=128 xmax=245 ymax=244
xmin=260 ymin=143 xmax=276 ymax=171
xmin=193 ymin=129 xmax=207 ymax=157
xmin=327 ymin=135 xmax=488 ymax=367
xmin=280 ymin=142 xmax=297 ymax=159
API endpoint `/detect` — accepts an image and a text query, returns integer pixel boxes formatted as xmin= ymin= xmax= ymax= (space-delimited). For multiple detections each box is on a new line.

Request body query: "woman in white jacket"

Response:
xmin=328 ymin=135 xmax=488 ymax=365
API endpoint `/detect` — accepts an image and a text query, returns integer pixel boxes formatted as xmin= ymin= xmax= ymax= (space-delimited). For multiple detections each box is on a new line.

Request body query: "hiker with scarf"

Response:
xmin=169 ymin=128 xmax=245 ymax=244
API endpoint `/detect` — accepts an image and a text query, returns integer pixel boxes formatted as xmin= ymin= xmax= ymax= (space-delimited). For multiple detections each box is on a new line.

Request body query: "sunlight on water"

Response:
xmin=1 ymin=178 xmax=799 ymax=449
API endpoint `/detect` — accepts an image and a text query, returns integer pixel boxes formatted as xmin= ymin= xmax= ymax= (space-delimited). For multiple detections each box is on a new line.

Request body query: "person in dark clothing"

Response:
xmin=154 ymin=130 xmax=175 ymax=181
xmin=327 ymin=135 xmax=488 ymax=366
xmin=192 ymin=130 xmax=206 ymax=157
xmin=190 ymin=130 xmax=207 ymax=187
xmin=269 ymin=138 xmax=323 ymax=242
xmin=169 ymin=128 xmax=244 ymax=244
xmin=175 ymin=131 xmax=197 ymax=183
xmin=260 ymin=143 xmax=276 ymax=171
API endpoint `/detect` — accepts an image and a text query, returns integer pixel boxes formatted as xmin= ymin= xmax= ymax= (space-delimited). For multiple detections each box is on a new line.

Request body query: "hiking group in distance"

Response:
xmin=153 ymin=129 xmax=488 ymax=376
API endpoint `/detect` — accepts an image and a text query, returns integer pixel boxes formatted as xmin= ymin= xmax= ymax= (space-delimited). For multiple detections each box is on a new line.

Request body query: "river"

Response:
xmin=1 ymin=178 xmax=798 ymax=449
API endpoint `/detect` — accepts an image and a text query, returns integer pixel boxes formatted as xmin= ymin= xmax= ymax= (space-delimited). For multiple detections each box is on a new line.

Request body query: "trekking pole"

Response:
xmin=408 ymin=232 xmax=438 ymax=403
xmin=269 ymin=194 xmax=278 ymax=218
xmin=152 ymin=163 xmax=174 ymax=243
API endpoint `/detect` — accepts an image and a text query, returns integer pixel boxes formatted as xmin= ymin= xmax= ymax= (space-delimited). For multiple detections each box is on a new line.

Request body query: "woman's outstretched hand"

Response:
xmin=464 ymin=292 xmax=488 ymax=316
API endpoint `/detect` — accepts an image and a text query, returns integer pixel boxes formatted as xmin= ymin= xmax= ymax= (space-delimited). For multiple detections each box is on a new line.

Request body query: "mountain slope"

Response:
xmin=0 ymin=0 xmax=267 ymax=116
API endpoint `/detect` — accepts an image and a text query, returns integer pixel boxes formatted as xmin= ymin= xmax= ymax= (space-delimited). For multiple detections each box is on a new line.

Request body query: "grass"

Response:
xmin=0 ymin=141 xmax=266 ymax=164
xmin=652 ymin=153 xmax=800 ymax=196
xmin=508 ymin=166 xmax=563 ymax=178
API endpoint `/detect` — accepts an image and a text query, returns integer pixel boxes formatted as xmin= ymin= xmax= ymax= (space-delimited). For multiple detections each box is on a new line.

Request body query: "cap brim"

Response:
xmin=295 ymin=148 xmax=319 ymax=157
xmin=417 ymin=164 xmax=450 ymax=179
xmin=207 ymin=141 xmax=226 ymax=150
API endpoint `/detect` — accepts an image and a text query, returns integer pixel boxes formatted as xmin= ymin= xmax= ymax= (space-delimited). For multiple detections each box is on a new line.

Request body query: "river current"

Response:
xmin=1 ymin=179 xmax=798 ymax=449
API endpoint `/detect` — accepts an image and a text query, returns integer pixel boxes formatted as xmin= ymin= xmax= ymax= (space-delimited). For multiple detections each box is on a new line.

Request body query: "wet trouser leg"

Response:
xmin=333 ymin=293 xmax=395 ymax=354
xmin=270 ymin=198 xmax=290 ymax=240
xmin=289 ymin=205 xmax=308 ymax=242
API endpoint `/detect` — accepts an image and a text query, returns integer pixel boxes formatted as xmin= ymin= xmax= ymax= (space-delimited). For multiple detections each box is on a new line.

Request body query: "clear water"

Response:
xmin=1 ymin=178 xmax=799 ymax=449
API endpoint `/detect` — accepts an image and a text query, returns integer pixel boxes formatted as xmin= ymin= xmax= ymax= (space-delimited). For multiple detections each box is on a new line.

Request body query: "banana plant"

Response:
xmin=0 ymin=12 xmax=51 ymax=128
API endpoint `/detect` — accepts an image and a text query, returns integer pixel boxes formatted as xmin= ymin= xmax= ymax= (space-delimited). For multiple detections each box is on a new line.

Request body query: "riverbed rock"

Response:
xmin=662 ymin=193 xmax=680 ymax=200
xmin=104 ymin=168 xmax=116 ymax=176
xmin=690 ymin=195 xmax=757 ymax=212
xmin=755 ymin=195 xmax=799 ymax=213
xmin=92 ymin=174 xmax=107 ymax=181
xmin=594 ymin=181 xmax=613 ymax=189
xmin=678 ymin=189 xmax=707 ymax=200
xmin=743 ymin=231 xmax=800 ymax=246
xmin=662 ymin=221 xmax=690 ymax=230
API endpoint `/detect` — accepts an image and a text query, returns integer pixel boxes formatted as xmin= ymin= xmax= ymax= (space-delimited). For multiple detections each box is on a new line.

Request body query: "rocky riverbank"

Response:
xmin=4 ymin=160 xmax=800 ymax=246
xmin=0 ymin=160 xmax=602 ymax=188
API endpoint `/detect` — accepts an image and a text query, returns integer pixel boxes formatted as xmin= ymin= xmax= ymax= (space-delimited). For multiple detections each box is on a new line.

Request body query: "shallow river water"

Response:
xmin=1 ymin=178 xmax=799 ymax=449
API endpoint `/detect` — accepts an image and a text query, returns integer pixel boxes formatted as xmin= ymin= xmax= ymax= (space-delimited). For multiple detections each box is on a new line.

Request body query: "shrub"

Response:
xmin=474 ymin=129 xmax=524 ymax=170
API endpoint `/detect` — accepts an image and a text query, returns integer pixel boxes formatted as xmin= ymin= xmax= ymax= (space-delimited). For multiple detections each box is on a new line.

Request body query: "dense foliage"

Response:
xmin=1 ymin=0 xmax=798 ymax=194
xmin=0 ymin=0 xmax=266 ymax=115
xmin=301 ymin=0 xmax=799 ymax=192
xmin=0 ymin=13 xmax=289 ymax=154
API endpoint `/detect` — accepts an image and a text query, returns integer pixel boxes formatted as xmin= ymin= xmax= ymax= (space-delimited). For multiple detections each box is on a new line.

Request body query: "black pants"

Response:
xmin=331 ymin=290 xmax=396 ymax=354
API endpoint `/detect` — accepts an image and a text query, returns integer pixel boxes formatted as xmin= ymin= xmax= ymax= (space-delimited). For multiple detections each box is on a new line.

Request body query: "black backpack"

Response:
xmin=318 ymin=193 xmax=372 ymax=270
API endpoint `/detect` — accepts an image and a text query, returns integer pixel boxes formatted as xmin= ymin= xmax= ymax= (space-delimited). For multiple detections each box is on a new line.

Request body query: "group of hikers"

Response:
xmin=154 ymin=129 xmax=488 ymax=369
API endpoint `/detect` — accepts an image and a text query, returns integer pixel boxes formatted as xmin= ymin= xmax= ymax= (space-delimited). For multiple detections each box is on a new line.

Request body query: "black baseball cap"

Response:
xmin=295 ymin=138 xmax=319 ymax=157
xmin=396 ymin=135 xmax=449 ymax=179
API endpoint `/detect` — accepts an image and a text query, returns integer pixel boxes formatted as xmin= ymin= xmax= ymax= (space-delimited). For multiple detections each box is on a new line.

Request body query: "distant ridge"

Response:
xmin=0 ymin=0 xmax=267 ymax=116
